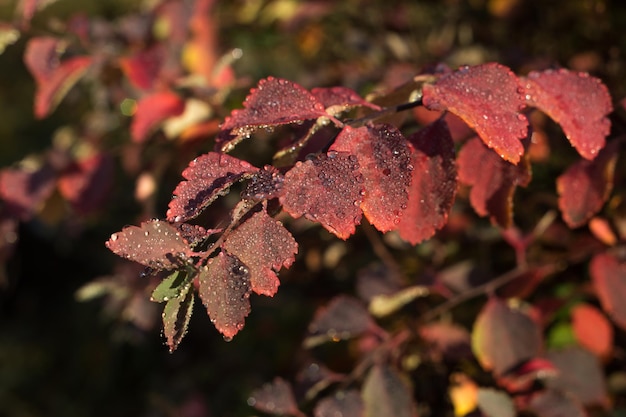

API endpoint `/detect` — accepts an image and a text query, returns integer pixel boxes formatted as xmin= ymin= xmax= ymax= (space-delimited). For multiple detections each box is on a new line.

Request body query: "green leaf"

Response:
xmin=162 ymin=286 xmax=194 ymax=353
xmin=151 ymin=270 xmax=190 ymax=303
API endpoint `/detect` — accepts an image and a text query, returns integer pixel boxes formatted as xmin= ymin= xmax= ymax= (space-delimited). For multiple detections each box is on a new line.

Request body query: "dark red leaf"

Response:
xmin=198 ymin=251 xmax=251 ymax=340
xmin=248 ymin=377 xmax=303 ymax=417
xmin=556 ymin=140 xmax=619 ymax=228
xmin=280 ymin=152 xmax=364 ymax=240
xmin=458 ymin=136 xmax=531 ymax=228
xmin=131 ymin=91 xmax=186 ymax=142
xmin=472 ymin=297 xmax=542 ymax=375
xmin=167 ymin=152 xmax=257 ymax=222
xmin=571 ymin=303 xmax=613 ymax=359
xmin=241 ymin=165 xmax=285 ymax=202
xmin=223 ymin=208 xmax=297 ymax=296
xmin=106 ymin=220 xmax=191 ymax=270
xmin=176 ymin=223 xmax=221 ymax=247
xmin=330 ymin=124 xmax=412 ymax=232
xmin=422 ymin=63 xmax=528 ymax=164
xmin=590 ymin=252 xmax=626 ymax=330
xmin=398 ymin=118 xmax=457 ymax=243
xmin=221 ymin=76 xmax=328 ymax=136
xmin=162 ymin=286 xmax=194 ymax=353
xmin=497 ymin=358 xmax=557 ymax=394
xmin=119 ymin=45 xmax=165 ymax=91
xmin=57 ymin=152 xmax=114 ymax=214
xmin=523 ymin=68 xmax=612 ymax=160
xmin=24 ymin=37 xmax=92 ymax=118
xmin=362 ymin=365 xmax=416 ymax=417
xmin=311 ymin=86 xmax=380 ymax=116
xmin=528 ymin=389 xmax=588 ymax=417
xmin=314 ymin=390 xmax=364 ymax=417
xmin=0 ymin=164 xmax=56 ymax=220
xmin=307 ymin=296 xmax=373 ymax=343
xmin=544 ymin=347 xmax=608 ymax=407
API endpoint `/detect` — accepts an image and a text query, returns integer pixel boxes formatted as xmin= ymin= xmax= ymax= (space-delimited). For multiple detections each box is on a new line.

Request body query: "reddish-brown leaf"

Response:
xmin=167 ymin=152 xmax=257 ymax=222
xmin=556 ymin=140 xmax=619 ymax=228
xmin=362 ymin=365 xmax=416 ymax=417
xmin=523 ymin=68 xmax=612 ymax=160
xmin=0 ymin=164 xmax=56 ymax=220
xmin=311 ymin=86 xmax=380 ymax=116
xmin=57 ymin=152 xmax=114 ymax=214
xmin=419 ymin=322 xmax=472 ymax=360
xmin=571 ymin=303 xmax=613 ymax=359
xmin=458 ymin=136 xmax=531 ymax=228
xmin=223 ymin=208 xmax=297 ymax=296
xmin=544 ymin=347 xmax=608 ymax=407
xmin=330 ymin=124 xmax=412 ymax=232
xmin=314 ymin=390 xmax=364 ymax=417
xmin=590 ymin=252 xmax=626 ymax=330
xmin=249 ymin=378 xmax=303 ymax=417
xmin=307 ymin=296 xmax=373 ymax=342
xmin=280 ymin=152 xmax=364 ymax=240
xmin=131 ymin=91 xmax=186 ymax=142
xmin=472 ymin=297 xmax=542 ymax=375
xmin=422 ymin=63 xmax=528 ymax=164
xmin=162 ymin=286 xmax=194 ymax=353
xmin=398 ymin=118 xmax=457 ymax=243
xmin=24 ymin=37 xmax=92 ymax=118
xmin=106 ymin=220 xmax=191 ymax=270
xmin=221 ymin=77 xmax=328 ymax=134
xmin=198 ymin=251 xmax=252 ymax=340
xmin=119 ymin=45 xmax=165 ymax=91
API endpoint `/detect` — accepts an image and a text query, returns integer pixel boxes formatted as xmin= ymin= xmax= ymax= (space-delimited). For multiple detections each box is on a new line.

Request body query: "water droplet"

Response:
xmin=223 ymin=335 xmax=233 ymax=342
xmin=327 ymin=150 xmax=338 ymax=159
xmin=110 ymin=233 xmax=118 ymax=241
xmin=144 ymin=231 xmax=150 ymax=237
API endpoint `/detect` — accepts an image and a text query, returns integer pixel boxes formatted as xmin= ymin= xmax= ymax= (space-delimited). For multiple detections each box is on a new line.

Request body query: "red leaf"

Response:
xmin=131 ymin=91 xmax=186 ymax=142
xmin=314 ymin=390 xmax=364 ymax=417
xmin=167 ymin=152 xmax=257 ymax=222
xmin=24 ymin=37 xmax=92 ymax=118
xmin=422 ymin=63 xmax=528 ymax=164
xmin=106 ymin=220 xmax=191 ymax=270
xmin=330 ymin=124 xmax=412 ymax=232
xmin=362 ymin=365 xmax=417 ymax=417
xmin=249 ymin=378 xmax=303 ymax=417
xmin=523 ymin=68 xmax=612 ymax=160
xmin=398 ymin=118 xmax=457 ymax=243
xmin=119 ymin=45 xmax=165 ymax=91
xmin=221 ymin=77 xmax=328 ymax=135
xmin=307 ymin=296 xmax=373 ymax=342
xmin=472 ymin=297 xmax=542 ymax=375
xmin=280 ymin=152 xmax=364 ymax=240
xmin=458 ymin=136 xmax=531 ymax=228
xmin=223 ymin=208 xmax=298 ymax=296
xmin=571 ymin=303 xmax=613 ymax=359
xmin=198 ymin=251 xmax=251 ymax=340
xmin=544 ymin=347 xmax=609 ymax=407
xmin=556 ymin=140 xmax=619 ymax=228
xmin=0 ymin=164 xmax=56 ymax=220
xmin=162 ymin=286 xmax=194 ymax=353
xmin=311 ymin=86 xmax=380 ymax=116
xmin=590 ymin=252 xmax=626 ymax=330
xmin=57 ymin=152 xmax=114 ymax=214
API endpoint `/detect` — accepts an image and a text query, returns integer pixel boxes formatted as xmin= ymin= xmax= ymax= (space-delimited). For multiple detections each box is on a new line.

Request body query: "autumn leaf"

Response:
xmin=422 ymin=63 xmax=528 ymax=164
xmin=130 ymin=91 xmax=186 ymax=142
xmin=523 ymin=68 xmax=612 ymax=160
xmin=223 ymin=208 xmax=297 ymax=296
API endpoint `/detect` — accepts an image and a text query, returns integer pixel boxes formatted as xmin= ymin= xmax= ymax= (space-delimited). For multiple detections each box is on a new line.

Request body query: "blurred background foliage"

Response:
xmin=1 ymin=0 xmax=626 ymax=416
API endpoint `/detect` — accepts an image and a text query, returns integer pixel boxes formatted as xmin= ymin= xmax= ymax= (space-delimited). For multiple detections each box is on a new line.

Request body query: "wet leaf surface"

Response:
xmin=162 ymin=286 xmax=194 ymax=352
xmin=422 ymin=63 xmax=528 ymax=163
